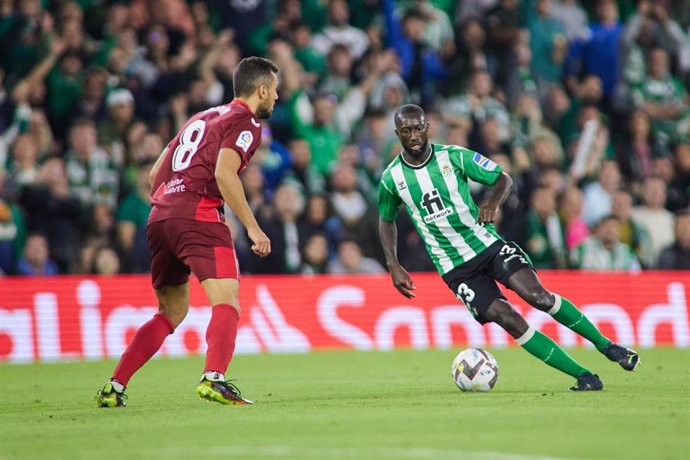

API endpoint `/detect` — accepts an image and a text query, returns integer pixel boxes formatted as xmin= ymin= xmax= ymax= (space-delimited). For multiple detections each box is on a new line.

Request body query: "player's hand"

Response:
xmin=248 ymin=227 xmax=271 ymax=257
xmin=389 ymin=263 xmax=416 ymax=299
xmin=477 ymin=204 xmax=498 ymax=225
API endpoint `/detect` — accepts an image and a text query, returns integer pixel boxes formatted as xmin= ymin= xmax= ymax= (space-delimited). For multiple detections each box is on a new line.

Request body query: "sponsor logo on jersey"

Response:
xmin=397 ymin=180 xmax=407 ymax=191
xmin=236 ymin=130 xmax=254 ymax=153
xmin=472 ymin=152 xmax=497 ymax=171
xmin=421 ymin=188 xmax=454 ymax=223
xmin=152 ymin=178 xmax=186 ymax=199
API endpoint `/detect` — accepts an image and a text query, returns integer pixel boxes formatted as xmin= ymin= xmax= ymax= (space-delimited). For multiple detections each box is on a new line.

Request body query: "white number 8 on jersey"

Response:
xmin=172 ymin=119 xmax=206 ymax=171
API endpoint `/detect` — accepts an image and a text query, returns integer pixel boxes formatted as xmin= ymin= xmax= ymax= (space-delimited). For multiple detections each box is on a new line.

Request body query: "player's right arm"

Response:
xmin=378 ymin=176 xmax=415 ymax=299
xmin=215 ymin=148 xmax=271 ymax=257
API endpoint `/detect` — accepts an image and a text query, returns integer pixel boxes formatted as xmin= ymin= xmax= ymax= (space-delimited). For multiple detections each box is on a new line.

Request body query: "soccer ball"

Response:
xmin=451 ymin=348 xmax=499 ymax=392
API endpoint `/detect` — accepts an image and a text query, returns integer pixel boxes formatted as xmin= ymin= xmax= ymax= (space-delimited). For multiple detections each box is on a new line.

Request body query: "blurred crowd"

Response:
xmin=0 ymin=0 xmax=689 ymax=277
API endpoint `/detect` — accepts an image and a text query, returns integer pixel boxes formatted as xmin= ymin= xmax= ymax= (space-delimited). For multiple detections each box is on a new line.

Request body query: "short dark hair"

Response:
xmin=233 ymin=56 xmax=279 ymax=98
xmin=394 ymin=104 xmax=425 ymax=125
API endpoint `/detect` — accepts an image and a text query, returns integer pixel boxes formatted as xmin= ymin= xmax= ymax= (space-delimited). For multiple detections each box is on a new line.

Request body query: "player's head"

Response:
xmin=394 ymin=104 xmax=429 ymax=160
xmin=233 ymin=56 xmax=280 ymax=119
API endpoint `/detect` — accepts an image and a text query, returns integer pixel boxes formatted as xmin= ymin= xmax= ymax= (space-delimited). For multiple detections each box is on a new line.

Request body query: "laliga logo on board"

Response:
xmin=0 ymin=281 xmax=311 ymax=362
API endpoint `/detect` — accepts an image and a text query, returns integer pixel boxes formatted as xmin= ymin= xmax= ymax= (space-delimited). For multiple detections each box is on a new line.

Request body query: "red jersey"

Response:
xmin=149 ymin=99 xmax=262 ymax=224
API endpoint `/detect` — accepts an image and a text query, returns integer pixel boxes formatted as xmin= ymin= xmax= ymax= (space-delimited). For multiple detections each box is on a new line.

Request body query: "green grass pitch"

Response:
xmin=1 ymin=348 xmax=688 ymax=460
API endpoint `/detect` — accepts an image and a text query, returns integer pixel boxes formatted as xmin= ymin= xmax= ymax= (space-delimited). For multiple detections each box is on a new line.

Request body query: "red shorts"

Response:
xmin=147 ymin=218 xmax=239 ymax=289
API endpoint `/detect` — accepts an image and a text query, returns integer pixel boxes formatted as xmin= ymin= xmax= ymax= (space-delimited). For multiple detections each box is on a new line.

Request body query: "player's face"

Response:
xmin=395 ymin=114 xmax=429 ymax=159
xmin=256 ymin=74 xmax=279 ymax=119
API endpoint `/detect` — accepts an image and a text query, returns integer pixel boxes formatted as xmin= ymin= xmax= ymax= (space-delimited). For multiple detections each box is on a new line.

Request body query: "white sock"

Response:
xmin=110 ymin=379 xmax=125 ymax=393
xmin=203 ymin=371 xmax=225 ymax=382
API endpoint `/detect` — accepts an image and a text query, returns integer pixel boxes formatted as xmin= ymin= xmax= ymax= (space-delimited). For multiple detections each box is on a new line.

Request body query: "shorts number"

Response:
xmin=457 ymin=282 xmax=475 ymax=306
xmin=500 ymin=244 xmax=516 ymax=256
xmin=172 ymin=119 xmax=206 ymax=171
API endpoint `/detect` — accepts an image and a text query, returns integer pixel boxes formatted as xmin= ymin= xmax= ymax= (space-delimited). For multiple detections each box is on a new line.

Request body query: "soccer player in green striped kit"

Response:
xmin=378 ymin=104 xmax=640 ymax=391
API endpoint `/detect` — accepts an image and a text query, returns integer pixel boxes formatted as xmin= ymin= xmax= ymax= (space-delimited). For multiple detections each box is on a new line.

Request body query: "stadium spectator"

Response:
xmin=98 ymin=88 xmax=136 ymax=167
xmin=524 ymin=185 xmax=566 ymax=268
xmin=581 ymin=160 xmax=621 ymax=227
xmin=17 ymin=157 xmax=82 ymax=272
xmin=570 ymin=215 xmax=640 ymax=271
xmin=564 ymin=0 xmax=624 ymax=105
xmin=255 ymin=182 xmax=305 ymax=274
xmin=329 ymin=162 xmax=383 ymax=264
xmin=287 ymin=90 xmax=342 ymax=176
xmin=92 ymin=246 xmax=121 ymax=275
xmin=502 ymin=40 xmax=537 ymax=107
xmin=282 ymin=138 xmax=326 ymax=198
xmin=610 ymin=189 xmax=654 ymax=268
xmin=631 ymin=47 xmax=689 ymax=150
xmin=668 ymin=141 xmax=690 ymax=212
xmin=622 ymin=0 xmax=690 ymax=78
xmin=616 ymin=109 xmax=657 ymax=184
xmin=657 ymin=211 xmax=690 ymax=270
xmin=311 ymin=0 xmax=369 ymax=60
xmin=74 ymin=66 xmax=108 ymax=123
xmin=252 ymin=123 xmax=292 ymax=194
xmin=631 ymin=177 xmax=675 ymax=265
xmin=328 ymin=236 xmax=384 ymax=274
xmin=117 ymin=159 xmax=153 ymax=273
xmin=64 ymin=119 xmax=119 ymax=209
xmin=241 ymin=163 xmax=270 ymax=217
xmin=0 ymin=191 xmax=26 ymax=275
xmin=443 ymin=69 xmax=510 ymax=146
xmin=558 ymin=186 xmax=588 ymax=250
xmin=16 ymin=232 xmax=58 ymax=275
xmin=288 ymin=21 xmax=325 ymax=85
xmin=445 ymin=16 xmax=496 ymax=96
xmin=299 ymin=232 xmax=330 ymax=275
xmin=399 ymin=0 xmax=456 ymax=59
xmin=7 ymin=134 xmax=39 ymax=186
xmin=298 ymin=193 xmax=343 ymax=255
xmin=485 ymin=0 xmax=523 ymax=83
xmin=88 ymin=203 xmax=117 ymax=250
xmin=382 ymin=0 xmax=446 ymax=106
xmin=526 ymin=0 xmax=567 ymax=90
xmin=549 ymin=0 xmax=587 ymax=41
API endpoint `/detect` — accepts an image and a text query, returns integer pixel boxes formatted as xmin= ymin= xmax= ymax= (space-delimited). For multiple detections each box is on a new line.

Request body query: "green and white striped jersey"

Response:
xmin=378 ymin=144 xmax=503 ymax=275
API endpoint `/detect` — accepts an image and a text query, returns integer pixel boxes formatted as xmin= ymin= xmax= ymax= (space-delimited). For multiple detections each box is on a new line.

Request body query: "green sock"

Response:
xmin=517 ymin=328 xmax=589 ymax=378
xmin=548 ymin=294 xmax=610 ymax=352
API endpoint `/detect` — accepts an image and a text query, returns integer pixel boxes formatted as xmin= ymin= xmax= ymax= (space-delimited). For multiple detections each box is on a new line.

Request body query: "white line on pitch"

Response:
xmin=153 ymin=445 xmax=573 ymax=460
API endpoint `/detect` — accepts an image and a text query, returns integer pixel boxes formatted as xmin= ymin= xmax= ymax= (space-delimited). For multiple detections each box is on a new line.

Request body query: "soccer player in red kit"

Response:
xmin=96 ymin=57 xmax=279 ymax=407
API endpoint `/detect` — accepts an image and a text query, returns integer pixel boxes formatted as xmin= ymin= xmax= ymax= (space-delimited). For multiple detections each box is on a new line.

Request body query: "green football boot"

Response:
xmin=96 ymin=381 xmax=127 ymax=408
xmin=196 ymin=378 xmax=253 ymax=405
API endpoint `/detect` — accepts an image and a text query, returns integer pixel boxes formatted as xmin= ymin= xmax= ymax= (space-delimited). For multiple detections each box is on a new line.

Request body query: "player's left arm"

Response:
xmin=477 ymin=171 xmax=513 ymax=225
xmin=455 ymin=148 xmax=512 ymax=225
xmin=216 ymin=148 xmax=271 ymax=257
xmin=149 ymin=147 xmax=168 ymax=187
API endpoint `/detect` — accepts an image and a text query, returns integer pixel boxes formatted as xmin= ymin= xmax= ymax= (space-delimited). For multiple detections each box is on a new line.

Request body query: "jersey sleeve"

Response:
xmin=453 ymin=146 xmax=503 ymax=186
xmin=377 ymin=174 xmax=402 ymax=222
xmin=219 ymin=113 xmax=262 ymax=163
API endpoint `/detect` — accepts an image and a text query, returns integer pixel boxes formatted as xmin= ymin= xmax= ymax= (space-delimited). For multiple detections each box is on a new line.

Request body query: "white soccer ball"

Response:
xmin=451 ymin=348 xmax=499 ymax=392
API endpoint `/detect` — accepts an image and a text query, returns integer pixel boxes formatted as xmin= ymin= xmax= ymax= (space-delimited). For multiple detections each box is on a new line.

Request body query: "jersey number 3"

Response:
xmin=172 ymin=119 xmax=206 ymax=171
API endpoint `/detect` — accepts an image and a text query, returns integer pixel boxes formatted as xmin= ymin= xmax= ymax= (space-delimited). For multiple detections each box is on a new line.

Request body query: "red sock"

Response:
xmin=112 ymin=313 xmax=174 ymax=386
xmin=204 ymin=304 xmax=240 ymax=375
